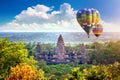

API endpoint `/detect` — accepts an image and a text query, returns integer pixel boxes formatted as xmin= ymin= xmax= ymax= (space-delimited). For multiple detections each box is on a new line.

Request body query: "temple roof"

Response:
xmin=57 ymin=34 xmax=64 ymax=44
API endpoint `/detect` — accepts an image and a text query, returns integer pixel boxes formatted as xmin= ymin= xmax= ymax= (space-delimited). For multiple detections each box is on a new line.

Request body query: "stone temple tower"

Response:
xmin=35 ymin=43 xmax=41 ymax=60
xmin=56 ymin=34 xmax=66 ymax=61
xmin=80 ymin=43 xmax=86 ymax=63
xmin=36 ymin=43 xmax=41 ymax=53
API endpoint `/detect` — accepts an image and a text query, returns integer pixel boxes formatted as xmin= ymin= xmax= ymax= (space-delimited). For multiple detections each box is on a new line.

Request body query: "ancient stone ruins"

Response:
xmin=35 ymin=34 xmax=86 ymax=64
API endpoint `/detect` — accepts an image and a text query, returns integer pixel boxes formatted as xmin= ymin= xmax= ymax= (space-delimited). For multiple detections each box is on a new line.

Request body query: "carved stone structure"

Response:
xmin=79 ymin=43 xmax=86 ymax=64
xmin=35 ymin=34 xmax=86 ymax=64
xmin=56 ymin=34 xmax=66 ymax=61
xmin=35 ymin=43 xmax=41 ymax=60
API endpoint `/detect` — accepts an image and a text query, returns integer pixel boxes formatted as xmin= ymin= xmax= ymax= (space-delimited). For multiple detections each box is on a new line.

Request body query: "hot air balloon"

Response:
xmin=92 ymin=24 xmax=103 ymax=37
xmin=76 ymin=8 xmax=101 ymax=38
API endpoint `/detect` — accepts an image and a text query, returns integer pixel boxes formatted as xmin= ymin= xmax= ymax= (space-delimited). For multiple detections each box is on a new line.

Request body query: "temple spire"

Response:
xmin=56 ymin=34 xmax=66 ymax=60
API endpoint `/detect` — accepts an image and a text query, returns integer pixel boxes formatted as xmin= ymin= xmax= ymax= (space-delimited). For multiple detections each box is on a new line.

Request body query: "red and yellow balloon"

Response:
xmin=92 ymin=24 xmax=103 ymax=37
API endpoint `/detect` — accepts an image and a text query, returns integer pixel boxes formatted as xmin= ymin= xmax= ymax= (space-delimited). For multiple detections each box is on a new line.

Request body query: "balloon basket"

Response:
xmin=87 ymin=35 xmax=90 ymax=38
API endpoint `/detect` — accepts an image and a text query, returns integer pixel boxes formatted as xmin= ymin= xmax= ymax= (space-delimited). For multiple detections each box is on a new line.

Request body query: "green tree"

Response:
xmin=87 ymin=41 xmax=120 ymax=64
xmin=0 ymin=38 xmax=37 ymax=79
xmin=25 ymin=42 xmax=36 ymax=57
xmin=106 ymin=62 xmax=120 ymax=80
xmin=37 ymin=60 xmax=47 ymax=70
xmin=44 ymin=64 xmax=72 ymax=80
xmin=84 ymin=65 xmax=108 ymax=80
xmin=67 ymin=67 xmax=86 ymax=80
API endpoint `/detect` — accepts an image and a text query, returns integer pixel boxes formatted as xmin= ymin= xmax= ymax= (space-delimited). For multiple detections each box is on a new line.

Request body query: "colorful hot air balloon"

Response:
xmin=92 ymin=24 xmax=103 ymax=37
xmin=76 ymin=8 xmax=101 ymax=38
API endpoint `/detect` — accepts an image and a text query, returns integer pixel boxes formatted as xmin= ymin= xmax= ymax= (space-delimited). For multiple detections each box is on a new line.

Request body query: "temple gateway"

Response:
xmin=35 ymin=34 xmax=86 ymax=64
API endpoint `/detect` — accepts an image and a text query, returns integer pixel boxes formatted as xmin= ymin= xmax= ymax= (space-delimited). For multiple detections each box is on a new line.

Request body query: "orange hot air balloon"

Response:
xmin=92 ymin=24 xmax=103 ymax=37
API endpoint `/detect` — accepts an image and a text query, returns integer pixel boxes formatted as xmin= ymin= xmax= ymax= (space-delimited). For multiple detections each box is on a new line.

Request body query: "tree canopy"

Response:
xmin=0 ymin=38 xmax=36 ymax=79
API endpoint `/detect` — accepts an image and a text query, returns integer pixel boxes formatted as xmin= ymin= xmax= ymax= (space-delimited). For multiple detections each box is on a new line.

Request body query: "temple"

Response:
xmin=35 ymin=34 xmax=86 ymax=64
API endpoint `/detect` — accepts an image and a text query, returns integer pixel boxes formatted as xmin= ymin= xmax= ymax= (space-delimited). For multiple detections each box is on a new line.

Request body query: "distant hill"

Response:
xmin=0 ymin=32 xmax=120 ymax=43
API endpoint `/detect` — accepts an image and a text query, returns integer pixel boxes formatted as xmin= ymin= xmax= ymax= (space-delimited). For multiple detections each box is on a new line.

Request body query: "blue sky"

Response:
xmin=0 ymin=0 xmax=120 ymax=32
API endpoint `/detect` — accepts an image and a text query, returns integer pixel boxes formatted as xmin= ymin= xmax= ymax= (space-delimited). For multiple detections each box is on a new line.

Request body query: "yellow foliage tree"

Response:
xmin=6 ymin=63 xmax=45 ymax=80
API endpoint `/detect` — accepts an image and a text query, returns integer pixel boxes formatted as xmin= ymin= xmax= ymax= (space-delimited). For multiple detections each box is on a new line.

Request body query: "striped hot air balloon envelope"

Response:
xmin=76 ymin=8 xmax=101 ymax=38
xmin=92 ymin=24 xmax=103 ymax=37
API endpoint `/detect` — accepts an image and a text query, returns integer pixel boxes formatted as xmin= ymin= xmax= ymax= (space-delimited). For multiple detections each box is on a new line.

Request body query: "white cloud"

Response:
xmin=0 ymin=19 xmax=82 ymax=32
xmin=0 ymin=3 xmax=119 ymax=32
xmin=100 ymin=20 xmax=120 ymax=32
xmin=0 ymin=3 xmax=83 ymax=32
xmin=14 ymin=3 xmax=75 ymax=24
xmin=16 ymin=5 xmax=51 ymax=19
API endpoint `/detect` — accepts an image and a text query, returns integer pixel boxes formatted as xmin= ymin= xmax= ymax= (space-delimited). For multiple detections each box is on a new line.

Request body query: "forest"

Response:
xmin=0 ymin=38 xmax=120 ymax=80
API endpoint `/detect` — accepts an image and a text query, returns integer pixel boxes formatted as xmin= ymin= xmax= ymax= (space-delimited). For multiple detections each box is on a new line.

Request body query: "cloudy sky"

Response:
xmin=0 ymin=0 xmax=120 ymax=32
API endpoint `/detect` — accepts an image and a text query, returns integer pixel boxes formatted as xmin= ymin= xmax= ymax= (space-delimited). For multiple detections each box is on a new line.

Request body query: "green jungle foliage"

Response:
xmin=66 ymin=62 xmax=120 ymax=80
xmin=0 ymin=38 xmax=37 ymax=79
xmin=0 ymin=38 xmax=120 ymax=80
